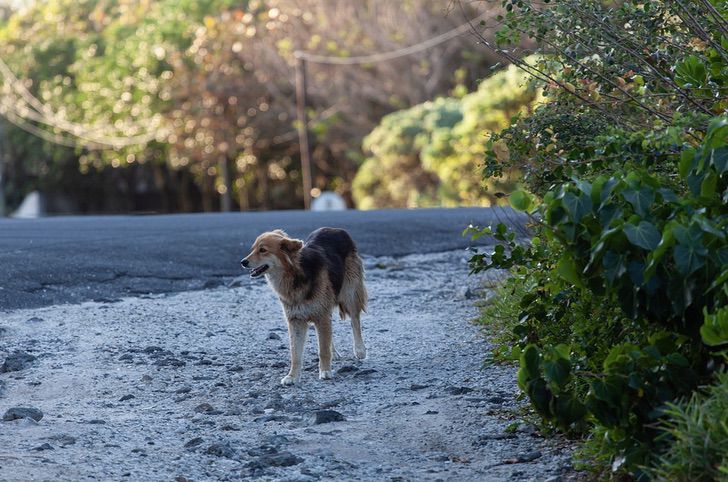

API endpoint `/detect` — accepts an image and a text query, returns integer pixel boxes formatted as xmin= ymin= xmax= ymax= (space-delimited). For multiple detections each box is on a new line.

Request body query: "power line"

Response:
xmin=294 ymin=11 xmax=490 ymax=65
xmin=0 ymin=56 xmax=166 ymax=149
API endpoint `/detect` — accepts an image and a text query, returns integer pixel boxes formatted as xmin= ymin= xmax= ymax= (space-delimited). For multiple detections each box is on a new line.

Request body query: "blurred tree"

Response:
xmin=353 ymin=62 xmax=542 ymax=208
xmin=0 ymin=0 xmax=498 ymax=212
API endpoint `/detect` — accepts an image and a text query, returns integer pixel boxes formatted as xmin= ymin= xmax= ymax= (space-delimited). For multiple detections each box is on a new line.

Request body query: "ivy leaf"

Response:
xmin=711 ymin=147 xmax=728 ymax=175
xmin=622 ymin=187 xmax=654 ymax=217
xmin=562 ymin=191 xmax=591 ymax=222
xmin=624 ymin=221 xmax=661 ymax=250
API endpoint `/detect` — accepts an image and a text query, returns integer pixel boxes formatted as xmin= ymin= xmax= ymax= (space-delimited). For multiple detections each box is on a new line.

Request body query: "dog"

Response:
xmin=241 ymin=227 xmax=367 ymax=385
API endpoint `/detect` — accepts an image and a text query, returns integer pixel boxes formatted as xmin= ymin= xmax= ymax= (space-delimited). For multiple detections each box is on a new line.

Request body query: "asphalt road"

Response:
xmin=0 ymin=207 xmax=526 ymax=310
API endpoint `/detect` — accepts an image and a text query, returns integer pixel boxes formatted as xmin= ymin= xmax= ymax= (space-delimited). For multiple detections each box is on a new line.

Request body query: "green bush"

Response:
xmin=648 ymin=372 xmax=728 ymax=481
xmin=353 ymin=61 xmax=542 ymax=208
xmin=468 ymin=1 xmax=728 ymax=477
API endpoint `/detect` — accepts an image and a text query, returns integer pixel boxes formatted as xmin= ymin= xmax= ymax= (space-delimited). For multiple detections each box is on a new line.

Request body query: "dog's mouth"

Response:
xmin=249 ymin=264 xmax=269 ymax=278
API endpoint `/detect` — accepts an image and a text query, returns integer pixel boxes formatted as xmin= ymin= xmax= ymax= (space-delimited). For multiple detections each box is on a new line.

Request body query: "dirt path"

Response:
xmin=0 ymin=251 xmax=574 ymax=481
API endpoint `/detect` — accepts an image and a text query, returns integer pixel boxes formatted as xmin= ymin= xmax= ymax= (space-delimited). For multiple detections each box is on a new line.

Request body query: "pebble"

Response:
xmin=194 ymin=403 xmax=215 ymax=413
xmin=32 ymin=443 xmax=54 ymax=451
xmin=517 ymin=450 xmax=543 ymax=463
xmin=267 ymin=332 xmax=281 ymax=340
xmin=446 ymin=386 xmax=473 ymax=395
xmin=309 ymin=410 xmax=345 ymax=425
xmin=48 ymin=434 xmax=76 ymax=446
xmin=184 ymin=437 xmax=204 ymax=449
xmin=119 ymin=394 xmax=135 ymax=402
xmin=205 ymin=442 xmax=236 ymax=458
xmin=254 ymin=451 xmax=303 ymax=467
xmin=1 ymin=351 xmax=37 ymax=373
xmin=3 ymin=406 xmax=44 ymax=422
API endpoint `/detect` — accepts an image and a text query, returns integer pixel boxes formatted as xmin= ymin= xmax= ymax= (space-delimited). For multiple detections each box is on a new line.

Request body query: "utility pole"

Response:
xmin=294 ymin=52 xmax=313 ymax=210
xmin=219 ymin=156 xmax=232 ymax=212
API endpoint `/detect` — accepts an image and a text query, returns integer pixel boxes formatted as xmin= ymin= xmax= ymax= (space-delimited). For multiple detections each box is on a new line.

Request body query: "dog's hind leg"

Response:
xmin=314 ymin=318 xmax=334 ymax=380
xmin=350 ymin=310 xmax=367 ymax=360
xmin=281 ymin=319 xmax=307 ymax=386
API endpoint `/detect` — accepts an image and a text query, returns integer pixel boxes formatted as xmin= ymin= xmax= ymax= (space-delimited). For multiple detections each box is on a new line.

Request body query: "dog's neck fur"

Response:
xmin=265 ymin=250 xmax=305 ymax=306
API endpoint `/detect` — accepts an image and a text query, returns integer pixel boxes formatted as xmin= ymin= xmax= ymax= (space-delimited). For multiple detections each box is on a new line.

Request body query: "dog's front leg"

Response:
xmin=314 ymin=318 xmax=334 ymax=380
xmin=281 ymin=319 xmax=307 ymax=386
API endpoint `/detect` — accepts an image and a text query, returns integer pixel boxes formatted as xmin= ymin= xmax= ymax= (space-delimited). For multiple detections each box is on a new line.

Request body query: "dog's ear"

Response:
xmin=281 ymin=238 xmax=303 ymax=253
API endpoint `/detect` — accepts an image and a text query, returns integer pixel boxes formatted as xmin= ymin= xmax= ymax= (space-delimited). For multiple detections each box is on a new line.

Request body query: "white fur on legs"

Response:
xmin=350 ymin=312 xmax=367 ymax=360
xmin=282 ymin=320 xmax=308 ymax=386
xmin=281 ymin=374 xmax=300 ymax=385
xmin=319 ymin=370 xmax=334 ymax=380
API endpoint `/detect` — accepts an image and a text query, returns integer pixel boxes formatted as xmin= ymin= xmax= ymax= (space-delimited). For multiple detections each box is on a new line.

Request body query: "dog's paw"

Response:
xmin=354 ymin=345 xmax=367 ymax=360
xmin=319 ymin=370 xmax=334 ymax=380
xmin=280 ymin=375 xmax=299 ymax=386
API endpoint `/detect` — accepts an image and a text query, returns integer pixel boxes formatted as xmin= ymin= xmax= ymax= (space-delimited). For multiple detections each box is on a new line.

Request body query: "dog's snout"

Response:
xmin=241 ymin=258 xmax=249 ymax=268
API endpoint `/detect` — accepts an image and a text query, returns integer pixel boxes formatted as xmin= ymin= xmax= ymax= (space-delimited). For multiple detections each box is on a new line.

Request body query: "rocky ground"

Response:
xmin=0 ymin=250 xmax=576 ymax=481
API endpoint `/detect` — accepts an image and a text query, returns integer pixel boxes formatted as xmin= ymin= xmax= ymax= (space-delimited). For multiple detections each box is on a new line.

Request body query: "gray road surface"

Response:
xmin=0 ymin=208 xmax=526 ymax=310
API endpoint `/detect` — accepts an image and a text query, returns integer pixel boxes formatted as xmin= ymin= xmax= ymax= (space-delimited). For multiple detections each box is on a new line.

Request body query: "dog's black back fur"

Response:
xmin=297 ymin=227 xmax=357 ymax=298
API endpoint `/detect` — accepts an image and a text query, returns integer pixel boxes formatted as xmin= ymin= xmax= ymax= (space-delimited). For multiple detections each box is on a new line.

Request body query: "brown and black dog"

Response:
xmin=241 ymin=227 xmax=367 ymax=385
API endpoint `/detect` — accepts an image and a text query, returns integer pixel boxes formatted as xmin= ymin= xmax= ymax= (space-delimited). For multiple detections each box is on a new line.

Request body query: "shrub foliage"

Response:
xmin=470 ymin=0 xmax=728 ymax=478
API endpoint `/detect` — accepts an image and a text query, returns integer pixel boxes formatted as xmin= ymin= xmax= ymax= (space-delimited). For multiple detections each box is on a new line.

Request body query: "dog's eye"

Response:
xmin=259 ymin=247 xmax=267 ymax=253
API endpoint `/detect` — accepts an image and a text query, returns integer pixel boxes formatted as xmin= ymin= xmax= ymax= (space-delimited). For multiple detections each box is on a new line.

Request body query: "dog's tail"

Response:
xmin=339 ymin=254 xmax=367 ymax=319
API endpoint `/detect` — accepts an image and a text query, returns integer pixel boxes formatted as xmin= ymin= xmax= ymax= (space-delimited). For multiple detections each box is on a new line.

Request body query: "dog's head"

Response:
xmin=240 ymin=229 xmax=303 ymax=278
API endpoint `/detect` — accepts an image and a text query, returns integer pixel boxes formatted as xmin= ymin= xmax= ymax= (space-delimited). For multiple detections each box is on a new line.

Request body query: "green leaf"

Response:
xmin=624 ymin=221 xmax=661 ymax=250
xmin=711 ymin=147 xmax=728 ymax=175
xmin=622 ymin=187 xmax=654 ymax=217
xmin=700 ymin=307 xmax=728 ymax=347
xmin=509 ymin=189 xmax=533 ymax=212
xmin=557 ymin=255 xmax=583 ymax=287
xmin=673 ymin=243 xmax=706 ymax=276
xmin=679 ymin=148 xmax=696 ymax=179
xmin=701 ymin=171 xmax=718 ymax=198
xmin=675 ymin=55 xmax=708 ymax=88
xmin=562 ymin=191 xmax=591 ymax=222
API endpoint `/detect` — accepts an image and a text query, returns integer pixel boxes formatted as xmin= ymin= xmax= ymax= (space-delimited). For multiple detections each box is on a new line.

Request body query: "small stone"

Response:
xmin=86 ymin=419 xmax=106 ymax=425
xmin=206 ymin=442 xmax=236 ymax=458
xmin=32 ymin=443 xmax=54 ymax=451
xmin=48 ymin=434 xmax=76 ymax=446
xmin=175 ymin=386 xmax=192 ymax=394
xmin=336 ymin=365 xmax=358 ymax=374
xmin=141 ymin=375 xmax=153 ymax=383
xmin=425 ymin=410 xmax=439 ymax=415
xmin=142 ymin=346 xmax=164 ymax=354
xmin=154 ymin=358 xmax=186 ymax=367
xmin=26 ymin=317 xmax=44 ymax=323
xmin=119 ymin=394 xmax=135 ymax=402
xmin=3 ymin=406 xmax=43 ymax=422
xmin=410 ymin=383 xmax=429 ymax=390
xmin=446 ymin=386 xmax=473 ymax=395
xmin=194 ymin=403 xmax=215 ymax=413
xmin=309 ymin=410 xmax=344 ymax=425
xmin=118 ymin=354 xmax=134 ymax=362
xmin=353 ymin=369 xmax=378 ymax=378
xmin=1 ymin=351 xmax=37 ymax=373
xmin=517 ymin=450 xmax=542 ymax=463
xmin=267 ymin=332 xmax=281 ymax=340
xmin=256 ymin=451 xmax=303 ymax=467
xmin=184 ymin=437 xmax=204 ymax=449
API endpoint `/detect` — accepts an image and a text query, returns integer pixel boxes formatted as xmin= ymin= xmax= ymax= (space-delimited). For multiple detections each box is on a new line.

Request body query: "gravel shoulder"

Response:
xmin=0 ymin=250 xmax=575 ymax=481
